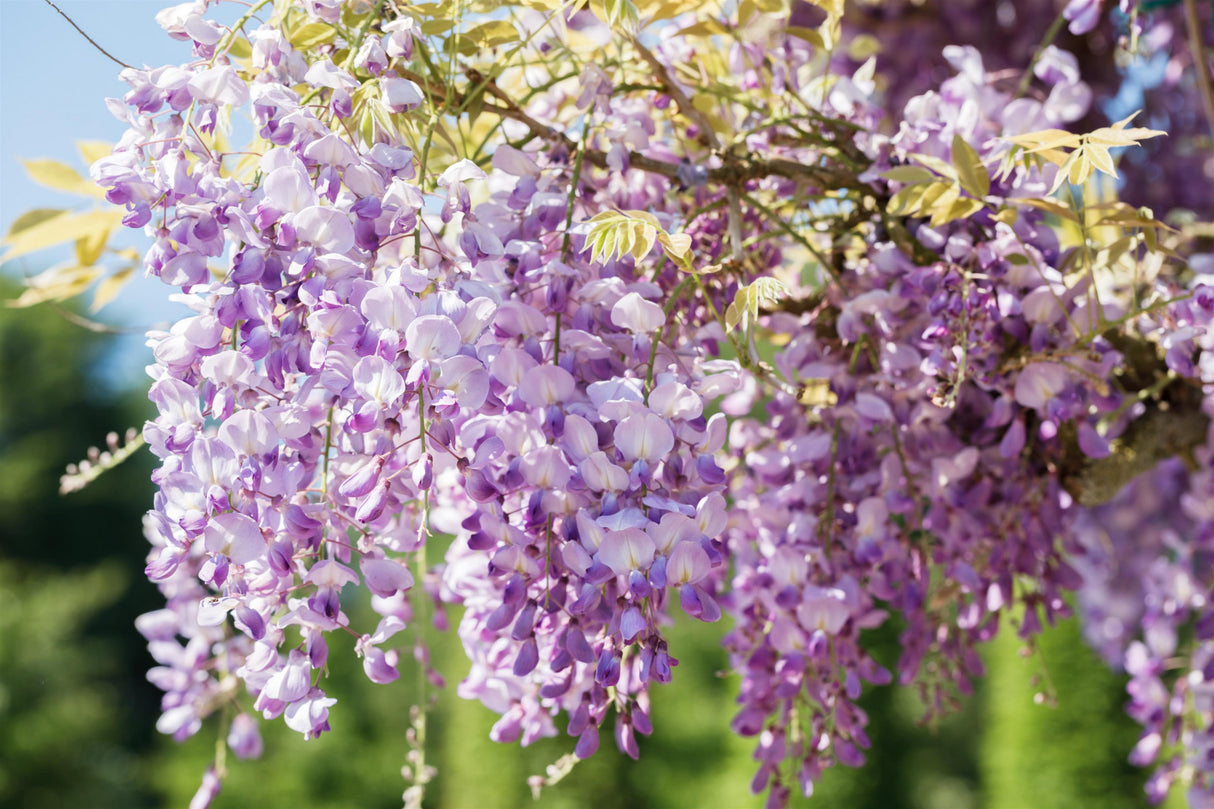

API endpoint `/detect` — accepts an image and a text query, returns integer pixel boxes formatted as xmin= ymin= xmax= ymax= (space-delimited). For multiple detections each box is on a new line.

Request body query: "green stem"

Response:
xmin=342 ymin=0 xmax=388 ymax=71
xmin=1015 ymin=11 xmax=1067 ymax=99
xmin=643 ymin=276 xmax=696 ymax=403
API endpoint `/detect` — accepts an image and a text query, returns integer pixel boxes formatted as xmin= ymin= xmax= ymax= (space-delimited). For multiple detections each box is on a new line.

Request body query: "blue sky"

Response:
xmin=0 ymin=0 xmax=194 ymax=382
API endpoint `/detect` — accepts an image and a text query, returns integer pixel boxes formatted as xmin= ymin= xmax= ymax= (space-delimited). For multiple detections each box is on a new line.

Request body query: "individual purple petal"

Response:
xmin=439 ymin=355 xmax=489 ymax=409
xmin=611 ymin=292 xmax=665 ymax=333
xmin=227 ymin=713 xmax=263 ymax=760
xmin=304 ymin=559 xmax=360 ymax=589
xmin=283 ymin=689 xmax=337 ymax=739
xmin=796 ymin=586 xmax=851 ymax=635
xmin=1013 ymin=362 xmax=1068 ymax=411
xmin=405 ymin=315 xmax=461 ymax=361
xmin=218 ymin=410 xmax=279 ymax=457
xmin=361 ymin=557 xmax=415 ymax=597
xmin=519 ymin=445 xmax=572 ymax=489
xmin=188 ymin=766 xmax=223 ymax=809
xmin=579 ymin=451 xmax=629 ymax=492
xmin=204 ymin=512 xmax=265 ymax=565
xmin=519 ymin=365 xmax=575 ymax=407
xmin=620 ymin=605 xmax=646 ymax=642
xmin=597 ymin=527 xmax=656 ymax=575
xmin=614 ymin=413 xmax=675 ymax=463
xmin=667 ymin=540 xmax=711 ymax=586
xmin=1077 ymin=421 xmax=1111 ymax=459
xmin=575 ymin=725 xmax=600 ymax=759
xmin=264 ymin=651 xmax=312 ymax=703
xmin=352 ymin=355 xmax=406 ymax=408
xmin=294 ymin=206 xmax=355 ymax=253
xmin=362 ymin=645 xmax=401 ymax=684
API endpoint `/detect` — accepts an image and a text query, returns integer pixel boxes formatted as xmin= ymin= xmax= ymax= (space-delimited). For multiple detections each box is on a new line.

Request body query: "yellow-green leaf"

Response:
xmin=936 ymin=196 xmax=984 ymax=226
xmin=1085 ymin=143 xmax=1118 ymax=178
xmin=916 ymin=181 xmax=956 ymax=214
xmin=888 ymin=184 xmax=928 ymax=217
xmin=1006 ymin=128 xmax=1083 ymax=153
xmin=76 ymin=140 xmax=112 ymax=166
xmin=643 ymin=0 xmax=715 ymax=21
xmin=226 ymin=35 xmax=253 ymax=60
xmin=725 ymin=277 xmax=787 ymax=332
xmin=881 ymin=166 xmax=936 ymax=185
xmin=656 ymin=230 xmax=692 ymax=265
xmin=785 ymin=25 xmax=825 ymax=47
xmin=585 ymin=210 xmax=660 ymax=264
xmin=75 ymin=228 xmax=110 ymax=267
xmin=951 ymin=133 xmax=990 ymax=198
xmin=926 ymin=183 xmax=962 ymax=227
xmin=909 ymin=153 xmax=958 ymax=181
xmin=92 ymin=267 xmax=134 ymax=311
xmin=465 ymin=19 xmax=519 ymax=48
xmin=1019 ymin=197 xmax=1079 ymax=223
xmin=7 ymin=264 xmax=104 ymax=308
xmin=21 ymin=159 xmax=103 ymax=198
xmin=6 ymin=208 xmax=65 ymax=240
xmin=290 ymin=22 xmax=336 ymax=50
xmin=1086 ymin=112 xmax=1166 ymax=147
xmin=1066 ymin=147 xmax=1092 ymax=186
xmin=590 ymin=0 xmax=640 ymax=32
xmin=0 ymin=209 xmax=125 ymax=262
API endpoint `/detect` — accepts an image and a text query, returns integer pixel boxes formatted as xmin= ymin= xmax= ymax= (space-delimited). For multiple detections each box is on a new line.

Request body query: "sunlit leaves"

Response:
xmin=584 ymin=210 xmax=694 ymax=268
xmin=880 ymin=135 xmax=992 ymax=227
xmin=887 ymin=179 xmax=984 ymax=227
xmin=1006 ymin=113 xmax=1166 ymax=193
xmin=589 ymin=0 xmax=640 ymax=33
xmin=725 ymin=277 xmax=787 ymax=332
xmin=951 ymin=134 xmax=990 ymax=198
xmin=287 ymin=21 xmax=338 ymax=50
xmin=1 ymin=209 xmax=124 ymax=264
xmin=20 ymin=159 xmax=104 ymax=199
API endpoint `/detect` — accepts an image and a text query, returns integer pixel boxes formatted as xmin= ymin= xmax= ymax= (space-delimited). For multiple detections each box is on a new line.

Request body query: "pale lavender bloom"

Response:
xmin=293 ymin=206 xmax=355 ymax=253
xmin=188 ymin=67 xmax=249 ymax=105
xmin=520 ymin=446 xmax=572 ymax=489
xmin=1013 ymin=362 xmax=1069 ymax=410
xmin=361 ymin=557 xmax=415 ymax=598
xmin=203 ymin=512 xmax=265 ymax=565
xmin=283 ymin=688 xmax=337 ymax=739
xmin=579 ymin=452 xmax=629 ymax=491
xmin=303 ymin=59 xmax=357 ymax=91
xmin=405 ymin=315 xmax=461 ymax=362
xmin=439 ymin=355 xmax=490 ymax=409
xmin=227 ymin=713 xmax=263 ymax=759
xmin=218 ymin=410 xmax=279 ymax=457
xmin=519 ymin=365 xmax=575 ymax=407
xmin=614 ymin=413 xmax=675 ymax=463
xmin=352 ymin=356 xmax=406 ymax=408
xmin=611 ymin=292 xmax=665 ymax=333
xmin=380 ymin=76 xmax=424 ymax=111
xmin=597 ymin=527 xmax=656 ymax=575
xmin=795 ymin=586 xmax=851 ymax=635
xmin=188 ymin=766 xmax=222 ymax=809
xmin=667 ymin=540 xmax=711 ymax=585
xmin=1063 ymin=0 xmax=1103 ymax=34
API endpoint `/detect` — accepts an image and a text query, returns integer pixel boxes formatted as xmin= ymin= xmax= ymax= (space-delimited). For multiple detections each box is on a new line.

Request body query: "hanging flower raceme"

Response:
xmin=69 ymin=0 xmax=1214 ymax=807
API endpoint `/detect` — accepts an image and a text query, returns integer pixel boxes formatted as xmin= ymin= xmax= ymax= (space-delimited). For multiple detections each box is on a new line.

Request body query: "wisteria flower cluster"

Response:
xmin=32 ymin=0 xmax=1214 ymax=806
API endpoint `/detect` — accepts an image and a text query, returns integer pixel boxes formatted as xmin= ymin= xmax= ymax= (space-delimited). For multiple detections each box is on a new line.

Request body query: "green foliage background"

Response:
xmin=0 ymin=278 xmax=1170 ymax=808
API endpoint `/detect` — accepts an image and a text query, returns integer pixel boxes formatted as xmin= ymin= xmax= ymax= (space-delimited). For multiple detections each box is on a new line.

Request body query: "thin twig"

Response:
xmin=48 ymin=302 xmax=134 ymax=334
xmin=43 ymin=0 xmax=134 ymax=69
xmin=396 ymin=67 xmax=863 ymax=193
xmin=1183 ymin=0 xmax=1214 ymax=146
